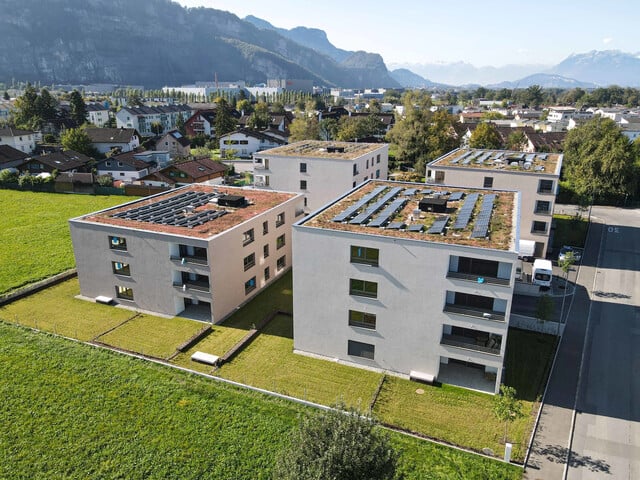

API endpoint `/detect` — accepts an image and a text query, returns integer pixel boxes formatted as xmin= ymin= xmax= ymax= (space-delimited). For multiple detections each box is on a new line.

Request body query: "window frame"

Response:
xmin=263 ymin=244 xmax=270 ymax=258
xmin=347 ymin=340 xmax=375 ymax=360
xmin=262 ymin=221 xmax=269 ymax=235
xmin=264 ymin=266 xmax=270 ymax=281
xmin=350 ymin=246 xmax=379 ymax=266
xmin=243 ymin=253 xmax=256 ymax=271
xmin=111 ymin=261 xmax=131 ymax=276
xmin=299 ymin=162 xmax=307 ymax=173
xmin=115 ymin=285 xmax=134 ymax=300
xmin=276 ymin=212 xmax=285 ymax=227
xmin=243 ymin=228 xmax=255 ymax=246
xmin=348 ymin=310 xmax=377 ymax=330
xmin=534 ymin=200 xmax=551 ymax=214
xmin=531 ymin=220 xmax=548 ymax=234
xmin=349 ymin=278 xmax=378 ymax=298
xmin=538 ymin=179 xmax=554 ymax=194
xmin=244 ymin=276 xmax=257 ymax=295
xmin=276 ymin=255 xmax=286 ymax=271
xmin=109 ymin=235 xmax=127 ymax=251
xmin=276 ymin=234 xmax=286 ymax=250
xmin=300 ymin=179 xmax=307 ymax=190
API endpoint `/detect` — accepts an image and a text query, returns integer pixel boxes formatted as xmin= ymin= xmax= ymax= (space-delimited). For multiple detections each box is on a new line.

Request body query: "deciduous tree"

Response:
xmin=289 ymin=116 xmax=320 ymax=141
xmin=493 ymin=385 xmax=525 ymax=444
xmin=60 ymin=126 xmax=96 ymax=157
xmin=469 ymin=122 xmax=502 ymax=149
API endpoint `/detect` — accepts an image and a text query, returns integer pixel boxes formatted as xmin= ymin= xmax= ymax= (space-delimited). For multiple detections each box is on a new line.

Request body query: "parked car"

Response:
xmin=558 ymin=245 xmax=582 ymax=263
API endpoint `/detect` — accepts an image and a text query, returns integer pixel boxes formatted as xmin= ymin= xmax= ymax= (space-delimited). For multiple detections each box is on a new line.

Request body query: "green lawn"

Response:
xmin=96 ymin=313 xmax=206 ymax=359
xmin=553 ymin=214 xmax=589 ymax=248
xmin=0 ymin=190 xmax=138 ymax=294
xmin=0 ymin=323 xmax=522 ymax=479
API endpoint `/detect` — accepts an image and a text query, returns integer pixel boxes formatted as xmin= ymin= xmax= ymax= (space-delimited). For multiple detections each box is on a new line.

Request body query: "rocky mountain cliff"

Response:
xmin=0 ymin=0 xmax=399 ymax=88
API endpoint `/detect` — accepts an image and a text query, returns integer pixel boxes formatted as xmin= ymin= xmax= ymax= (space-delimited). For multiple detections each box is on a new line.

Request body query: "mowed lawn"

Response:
xmin=0 ymin=190 xmax=138 ymax=294
xmin=0 ymin=323 xmax=522 ymax=480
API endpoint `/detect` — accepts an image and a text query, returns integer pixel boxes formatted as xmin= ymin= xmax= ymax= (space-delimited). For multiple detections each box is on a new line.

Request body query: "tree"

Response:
xmin=247 ymin=102 xmax=270 ymax=130
xmin=60 ymin=126 xmax=96 ymax=157
xmin=319 ymin=118 xmax=338 ymax=141
xmin=469 ymin=122 xmax=502 ymax=149
xmin=563 ymin=116 xmax=639 ymax=203
xmin=150 ymin=121 xmax=164 ymax=135
xmin=493 ymin=385 xmax=525 ymax=444
xmin=126 ymin=90 xmax=144 ymax=107
xmin=175 ymin=113 xmax=186 ymax=136
xmin=558 ymin=251 xmax=575 ymax=330
xmin=3 ymin=91 xmax=9 ymax=100
xmin=236 ymin=99 xmax=252 ymax=115
xmin=69 ymin=90 xmax=87 ymax=125
xmin=524 ymin=85 xmax=544 ymax=108
xmin=213 ymin=97 xmax=237 ymax=141
xmin=506 ymin=131 xmax=527 ymax=151
xmin=272 ymin=405 xmax=398 ymax=480
xmin=12 ymin=83 xmax=40 ymax=129
xmin=289 ymin=116 xmax=320 ymax=142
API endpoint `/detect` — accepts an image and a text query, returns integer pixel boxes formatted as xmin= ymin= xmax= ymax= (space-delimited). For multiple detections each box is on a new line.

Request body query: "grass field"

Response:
xmin=553 ymin=214 xmax=589 ymax=248
xmin=0 ymin=190 xmax=138 ymax=294
xmin=0 ymin=322 xmax=522 ymax=479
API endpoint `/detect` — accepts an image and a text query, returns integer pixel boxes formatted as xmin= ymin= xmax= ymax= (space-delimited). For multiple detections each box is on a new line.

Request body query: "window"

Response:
xmin=115 ymin=285 xmax=134 ymax=300
xmin=277 ymin=255 xmax=286 ymax=271
xmin=105 ymin=161 xmax=112 ymax=167
xmin=375 ymin=169 xmax=380 ymax=179
xmin=119 ymin=172 xmax=125 ymax=176
xmin=276 ymin=212 xmax=285 ymax=227
xmin=349 ymin=310 xmax=376 ymax=329
xmin=538 ymin=179 xmax=554 ymax=194
xmin=245 ymin=276 xmax=257 ymax=294
xmin=109 ymin=236 xmax=127 ymax=251
xmin=264 ymin=267 xmax=270 ymax=281
xmin=117 ymin=162 xmax=124 ymax=167
xmin=483 ymin=176 xmax=494 ymax=188
xmin=353 ymin=181 xmax=356 ymax=188
xmin=299 ymin=162 xmax=307 ymax=173
xmin=350 ymin=246 xmax=379 ymax=266
xmin=366 ymin=159 xmax=369 ymax=168
xmin=353 ymin=164 xmax=359 ymax=176
xmin=300 ymin=180 xmax=307 ymax=190
xmin=111 ymin=262 xmax=131 ymax=276
xmin=262 ymin=221 xmax=269 ymax=235
xmin=532 ymin=221 xmax=548 ymax=234
xmin=276 ymin=234 xmax=286 ymax=249
xmin=348 ymin=340 xmax=375 ymax=360
xmin=535 ymin=200 xmax=551 ymax=214
xmin=243 ymin=228 xmax=254 ymax=246
xmin=376 ymin=154 xmax=381 ymax=164
xmin=434 ymin=171 xmax=445 ymax=183
xmin=349 ymin=279 xmax=378 ymax=298
xmin=263 ymin=244 xmax=269 ymax=258
xmin=243 ymin=253 xmax=255 ymax=271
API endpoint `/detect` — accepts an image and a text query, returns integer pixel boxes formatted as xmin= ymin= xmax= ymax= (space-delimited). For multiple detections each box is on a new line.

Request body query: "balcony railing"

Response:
xmin=171 ymin=255 xmax=208 ymax=266
xmin=441 ymin=334 xmax=501 ymax=355
xmin=446 ymin=271 xmax=510 ymax=286
xmin=443 ymin=303 xmax=506 ymax=322
xmin=173 ymin=281 xmax=210 ymax=293
xmin=254 ymin=163 xmax=267 ymax=170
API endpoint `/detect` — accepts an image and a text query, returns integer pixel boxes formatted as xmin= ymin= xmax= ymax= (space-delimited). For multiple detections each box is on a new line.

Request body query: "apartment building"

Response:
xmin=115 ymin=105 xmax=194 ymax=136
xmin=293 ymin=180 xmax=520 ymax=394
xmin=70 ymin=185 xmax=304 ymax=323
xmin=427 ymin=148 xmax=562 ymax=258
xmin=253 ymin=140 xmax=389 ymax=213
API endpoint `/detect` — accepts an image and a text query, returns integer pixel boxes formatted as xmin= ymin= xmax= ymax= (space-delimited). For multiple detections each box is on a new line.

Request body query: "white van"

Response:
xmin=532 ymin=259 xmax=553 ymax=287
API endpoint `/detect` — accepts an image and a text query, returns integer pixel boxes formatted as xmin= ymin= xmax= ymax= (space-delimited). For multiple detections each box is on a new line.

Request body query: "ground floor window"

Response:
xmin=115 ymin=285 xmax=134 ymax=300
xmin=245 ymin=276 xmax=256 ymax=295
xmin=277 ymin=255 xmax=286 ymax=271
xmin=348 ymin=340 xmax=375 ymax=360
xmin=348 ymin=310 xmax=376 ymax=330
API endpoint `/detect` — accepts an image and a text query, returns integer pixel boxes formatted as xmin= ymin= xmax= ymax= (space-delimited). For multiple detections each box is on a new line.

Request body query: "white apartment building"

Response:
xmin=0 ymin=127 xmax=36 ymax=154
xmin=253 ymin=140 xmax=389 ymax=213
xmin=86 ymin=104 xmax=111 ymax=127
xmin=427 ymin=149 xmax=562 ymax=258
xmin=219 ymin=129 xmax=286 ymax=159
xmin=70 ymin=185 xmax=304 ymax=323
xmin=115 ymin=104 xmax=194 ymax=136
xmin=293 ymin=180 xmax=520 ymax=394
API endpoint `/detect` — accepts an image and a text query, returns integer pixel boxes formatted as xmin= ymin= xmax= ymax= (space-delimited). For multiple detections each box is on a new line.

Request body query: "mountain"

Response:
xmin=488 ymin=74 xmax=597 ymax=90
xmin=0 ymin=0 xmax=399 ymax=89
xmin=546 ymin=50 xmax=640 ymax=87
xmin=244 ymin=15 xmax=351 ymax=63
xmin=390 ymin=69 xmax=445 ymax=88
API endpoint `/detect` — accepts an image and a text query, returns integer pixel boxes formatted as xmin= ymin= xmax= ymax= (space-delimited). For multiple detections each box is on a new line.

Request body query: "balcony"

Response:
xmin=446 ymin=271 xmax=510 ymax=286
xmin=443 ymin=303 xmax=506 ymax=322
xmin=441 ymin=333 xmax=501 ymax=355
xmin=254 ymin=163 xmax=267 ymax=170
xmin=173 ymin=280 xmax=210 ymax=293
xmin=171 ymin=255 xmax=208 ymax=266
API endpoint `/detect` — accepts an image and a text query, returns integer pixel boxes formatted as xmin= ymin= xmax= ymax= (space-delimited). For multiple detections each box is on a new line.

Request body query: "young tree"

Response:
xmin=272 ymin=406 xmax=398 ymax=480
xmin=493 ymin=385 xmax=525 ymax=444
xmin=289 ymin=116 xmax=320 ymax=141
xmin=469 ymin=122 xmax=502 ymax=149
xmin=69 ymin=89 xmax=87 ymax=125
xmin=60 ymin=126 xmax=96 ymax=157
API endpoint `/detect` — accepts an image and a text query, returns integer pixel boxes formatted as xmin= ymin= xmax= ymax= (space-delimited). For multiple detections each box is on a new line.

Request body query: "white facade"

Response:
xmin=293 ymin=180 xmax=519 ymax=394
xmin=253 ymin=141 xmax=389 ymax=213
xmin=220 ymin=130 xmax=284 ymax=159
xmin=86 ymin=106 xmax=111 ymax=127
xmin=0 ymin=128 xmax=36 ymax=154
xmin=115 ymin=105 xmax=194 ymax=136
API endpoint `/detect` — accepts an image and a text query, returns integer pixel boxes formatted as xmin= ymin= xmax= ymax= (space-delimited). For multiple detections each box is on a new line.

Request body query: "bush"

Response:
xmin=0 ymin=169 xmax=19 ymax=184
xmin=96 ymin=174 xmax=114 ymax=187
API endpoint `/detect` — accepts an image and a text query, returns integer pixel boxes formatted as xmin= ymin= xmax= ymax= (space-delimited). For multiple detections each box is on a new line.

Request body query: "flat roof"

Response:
xmin=299 ymin=180 xmax=517 ymax=251
xmin=429 ymin=148 xmax=561 ymax=175
xmin=255 ymin=140 xmax=385 ymax=160
xmin=75 ymin=184 xmax=297 ymax=239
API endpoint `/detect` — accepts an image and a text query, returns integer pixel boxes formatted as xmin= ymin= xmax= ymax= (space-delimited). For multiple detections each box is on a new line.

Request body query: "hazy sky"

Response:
xmin=175 ymin=0 xmax=639 ymax=67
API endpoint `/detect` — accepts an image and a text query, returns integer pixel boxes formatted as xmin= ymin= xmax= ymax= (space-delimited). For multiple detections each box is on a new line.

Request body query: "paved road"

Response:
xmin=525 ymin=206 xmax=640 ymax=479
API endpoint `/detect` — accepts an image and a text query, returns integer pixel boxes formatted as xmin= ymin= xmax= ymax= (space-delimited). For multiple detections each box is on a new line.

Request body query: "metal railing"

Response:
xmin=443 ymin=303 xmax=506 ymax=322
xmin=440 ymin=334 xmax=501 ymax=355
xmin=446 ymin=271 xmax=510 ymax=286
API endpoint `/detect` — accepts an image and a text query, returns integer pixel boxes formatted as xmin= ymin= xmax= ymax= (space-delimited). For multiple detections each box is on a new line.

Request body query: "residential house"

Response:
xmin=184 ymin=108 xmax=241 ymax=138
xmin=139 ymin=157 xmax=227 ymax=187
xmin=293 ymin=180 xmax=520 ymax=394
xmin=96 ymin=151 xmax=153 ymax=183
xmin=427 ymin=148 xmax=563 ymax=258
xmin=0 ymin=127 xmax=36 ymax=154
xmin=524 ymin=131 xmax=566 ymax=153
xmin=69 ymin=184 xmax=304 ymax=322
xmin=620 ymin=117 xmax=640 ymax=141
xmin=86 ymin=128 xmax=141 ymax=155
xmin=0 ymin=144 xmax=29 ymax=169
xmin=19 ymin=149 xmax=93 ymax=174
xmin=253 ymin=140 xmax=389 ymax=213
xmin=115 ymin=104 xmax=194 ymax=136
xmin=219 ymin=129 xmax=286 ymax=159
xmin=155 ymin=130 xmax=191 ymax=158
xmin=86 ymin=103 xmax=112 ymax=127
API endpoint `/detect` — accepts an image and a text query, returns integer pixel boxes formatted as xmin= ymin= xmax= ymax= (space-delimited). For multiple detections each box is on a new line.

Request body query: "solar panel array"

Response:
xmin=386 ymin=222 xmax=405 ymax=230
xmin=331 ymin=185 xmax=387 ymax=222
xmin=111 ymin=191 xmax=227 ymax=227
xmin=349 ymin=187 xmax=403 ymax=225
xmin=402 ymin=188 xmax=418 ymax=196
xmin=408 ymin=224 xmax=424 ymax=232
xmin=452 ymin=193 xmax=479 ymax=229
xmin=470 ymin=194 xmax=496 ymax=238
xmin=448 ymin=191 xmax=464 ymax=201
xmin=427 ymin=215 xmax=450 ymax=234
xmin=367 ymin=198 xmax=408 ymax=227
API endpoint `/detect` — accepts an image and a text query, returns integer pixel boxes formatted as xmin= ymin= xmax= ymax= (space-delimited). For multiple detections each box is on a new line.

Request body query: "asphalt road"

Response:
xmin=525 ymin=206 xmax=640 ymax=479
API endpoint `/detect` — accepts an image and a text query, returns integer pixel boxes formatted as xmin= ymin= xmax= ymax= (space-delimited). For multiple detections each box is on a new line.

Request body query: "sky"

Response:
xmin=175 ymin=0 xmax=639 ymax=67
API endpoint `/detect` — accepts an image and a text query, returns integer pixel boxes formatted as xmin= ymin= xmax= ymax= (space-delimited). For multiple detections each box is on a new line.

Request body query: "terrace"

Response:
xmin=430 ymin=148 xmax=561 ymax=175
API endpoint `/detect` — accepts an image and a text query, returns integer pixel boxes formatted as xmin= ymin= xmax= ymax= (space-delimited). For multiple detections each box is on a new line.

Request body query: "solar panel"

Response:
xmin=386 ymin=222 xmax=405 ymax=230
xmin=427 ymin=215 xmax=450 ymax=234
xmin=367 ymin=198 xmax=408 ymax=227
xmin=452 ymin=151 xmax=472 ymax=164
xmin=408 ymin=224 xmax=424 ymax=232
xmin=452 ymin=193 xmax=479 ymax=229
xmin=349 ymin=187 xmax=403 ymax=225
xmin=448 ymin=191 xmax=464 ymax=201
xmin=537 ymin=154 xmax=548 ymax=160
xmin=422 ymin=189 xmax=433 ymax=195
xmin=470 ymin=194 xmax=495 ymax=238
xmin=534 ymin=165 xmax=545 ymax=171
xmin=402 ymin=188 xmax=418 ymax=196
xmin=332 ymin=185 xmax=387 ymax=222
xmin=525 ymin=154 xmax=536 ymax=162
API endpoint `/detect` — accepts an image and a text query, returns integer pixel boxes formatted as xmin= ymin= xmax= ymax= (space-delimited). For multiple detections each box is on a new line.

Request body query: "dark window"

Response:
xmin=483 ymin=176 xmax=494 ymax=188
xmin=243 ymin=253 xmax=255 ymax=271
xmin=262 ymin=221 xmax=268 ymax=235
xmin=366 ymin=159 xmax=369 ymax=168
xmin=299 ymin=162 xmax=307 ymax=173
xmin=264 ymin=266 xmax=270 ymax=281
xmin=115 ymin=285 xmax=134 ymax=300
xmin=111 ymin=261 xmax=131 ymax=276
xmin=457 ymin=257 xmax=498 ymax=277
xmin=434 ymin=171 xmax=445 ymax=183
xmin=375 ymin=169 xmax=380 ymax=179
xmin=349 ymin=279 xmax=378 ymax=298
xmin=109 ymin=236 xmax=127 ymax=251
xmin=535 ymin=200 xmax=551 ymax=214
xmin=376 ymin=154 xmax=381 ymax=164
xmin=276 ymin=234 xmax=285 ymax=249
xmin=350 ymin=246 xmax=379 ymax=266
xmin=276 ymin=212 xmax=285 ymax=227
xmin=243 ymin=228 xmax=254 ymax=246
xmin=532 ymin=221 xmax=547 ymax=233
xmin=276 ymin=255 xmax=286 ymax=271
xmin=538 ymin=179 xmax=554 ymax=194
xmin=348 ymin=340 xmax=375 ymax=360
xmin=300 ymin=180 xmax=307 ymax=190
xmin=349 ymin=310 xmax=377 ymax=329
xmin=245 ymin=276 xmax=257 ymax=294
xmin=353 ymin=164 xmax=358 ymax=176
xmin=263 ymin=244 xmax=269 ymax=258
